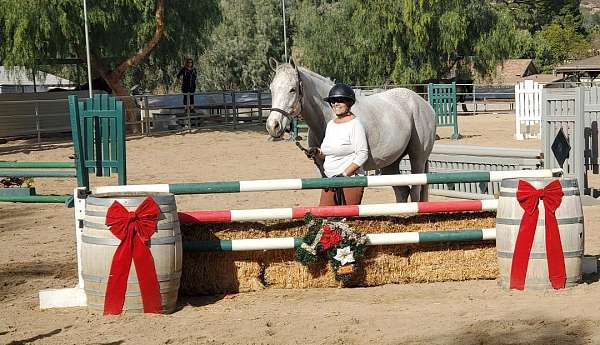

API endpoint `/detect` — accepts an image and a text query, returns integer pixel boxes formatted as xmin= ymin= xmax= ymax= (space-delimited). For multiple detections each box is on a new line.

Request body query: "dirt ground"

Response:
xmin=1 ymin=113 xmax=600 ymax=345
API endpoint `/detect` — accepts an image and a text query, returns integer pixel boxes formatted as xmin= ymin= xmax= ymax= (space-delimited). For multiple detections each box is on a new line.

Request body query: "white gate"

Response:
xmin=515 ymin=80 xmax=543 ymax=140
xmin=542 ymin=87 xmax=586 ymax=195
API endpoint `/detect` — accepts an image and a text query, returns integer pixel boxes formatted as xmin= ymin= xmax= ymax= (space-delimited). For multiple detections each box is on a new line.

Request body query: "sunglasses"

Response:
xmin=329 ymin=97 xmax=349 ymax=104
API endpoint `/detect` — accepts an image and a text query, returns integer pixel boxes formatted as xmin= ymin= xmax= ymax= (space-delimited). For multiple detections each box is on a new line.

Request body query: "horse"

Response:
xmin=266 ymin=61 xmax=437 ymax=202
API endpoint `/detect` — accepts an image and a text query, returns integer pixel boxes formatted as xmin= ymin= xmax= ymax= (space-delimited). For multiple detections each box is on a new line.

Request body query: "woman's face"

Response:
xmin=330 ymin=98 xmax=351 ymax=116
xmin=186 ymin=60 xmax=193 ymax=67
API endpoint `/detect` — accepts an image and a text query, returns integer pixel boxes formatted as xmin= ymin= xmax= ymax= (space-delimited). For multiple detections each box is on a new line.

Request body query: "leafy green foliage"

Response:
xmin=196 ymin=0 xmax=285 ymax=90
xmin=0 ymin=1 xmax=219 ymax=93
xmin=533 ymin=23 xmax=593 ymax=72
xmin=495 ymin=0 xmax=584 ymax=34
xmin=292 ymin=0 xmax=520 ymax=84
xmin=1 ymin=0 xmax=598 ymax=92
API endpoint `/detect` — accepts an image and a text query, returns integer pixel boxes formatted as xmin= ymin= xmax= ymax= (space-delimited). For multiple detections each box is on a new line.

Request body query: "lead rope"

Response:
xmin=295 ymin=140 xmax=346 ymax=205
xmin=294 ymin=141 xmax=326 ymax=178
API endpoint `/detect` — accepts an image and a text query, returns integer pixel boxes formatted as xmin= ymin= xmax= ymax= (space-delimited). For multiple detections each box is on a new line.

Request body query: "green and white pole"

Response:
xmin=182 ymin=228 xmax=497 ymax=252
xmin=94 ymin=169 xmax=563 ymax=195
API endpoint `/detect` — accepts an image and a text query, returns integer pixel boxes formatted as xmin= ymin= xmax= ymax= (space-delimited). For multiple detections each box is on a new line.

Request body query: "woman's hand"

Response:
xmin=306 ymin=147 xmax=321 ymax=159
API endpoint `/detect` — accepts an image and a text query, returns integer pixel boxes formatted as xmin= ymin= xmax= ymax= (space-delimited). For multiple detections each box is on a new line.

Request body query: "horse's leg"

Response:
xmin=406 ymin=130 xmax=431 ymax=202
xmin=408 ymin=156 xmax=429 ymax=202
xmin=381 ymin=157 xmax=410 ymax=202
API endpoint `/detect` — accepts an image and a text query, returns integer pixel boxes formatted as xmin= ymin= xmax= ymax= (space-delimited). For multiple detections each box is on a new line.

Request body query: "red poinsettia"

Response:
xmin=319 ymin=224 xmax=342 ymax=250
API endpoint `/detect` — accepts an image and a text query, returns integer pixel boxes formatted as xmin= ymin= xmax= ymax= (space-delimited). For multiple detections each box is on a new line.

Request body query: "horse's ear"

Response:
xmin=269 ymin=57 xmax=279 ymax=72
xmin=290 ymin=58 xmax=296 ymax=69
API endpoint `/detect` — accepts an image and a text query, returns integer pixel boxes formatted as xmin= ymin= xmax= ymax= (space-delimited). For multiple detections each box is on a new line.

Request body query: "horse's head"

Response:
xmin=266 ymin=59 xmax=303 ymax=138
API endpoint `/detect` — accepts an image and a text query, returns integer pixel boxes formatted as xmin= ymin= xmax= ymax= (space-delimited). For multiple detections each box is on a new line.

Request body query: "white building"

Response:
xmin=0 ymin=66 xmax=74 ymax=93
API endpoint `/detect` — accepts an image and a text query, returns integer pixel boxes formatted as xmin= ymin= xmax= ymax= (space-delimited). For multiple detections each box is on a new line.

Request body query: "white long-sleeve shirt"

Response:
xmin=320 ymin=118 xmax=369 ymax=177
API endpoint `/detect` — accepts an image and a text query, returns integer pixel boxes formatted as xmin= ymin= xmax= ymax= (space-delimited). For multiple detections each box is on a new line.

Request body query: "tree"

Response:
xmin=534 ymin=22 xmax=592 ymax=72
xmin=292 ymin=0 xmax=522 ymax=85
xmin=494 ymin=0 xmax=584 ymax=34
xmin=0 ymin=0 xmax=219 ymax=122
xmin=291 ymin=1 xmax=358 ymax=84
xmin=197 ymin=0 xmax=286 ymax=90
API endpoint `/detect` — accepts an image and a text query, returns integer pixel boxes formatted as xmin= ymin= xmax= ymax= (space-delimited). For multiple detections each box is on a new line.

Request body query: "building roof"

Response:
xmin=494 ymin=59 xmax=538 ymax=85
xmin=477 ymin=59 xmax=538 ymax=85
xmin=522 ymin=73 xmax=564 ymax=83
xmin=0 ymin=66 xmax=72 ymax=86
xmin=554 ymin=55 xmax=600 ymax=73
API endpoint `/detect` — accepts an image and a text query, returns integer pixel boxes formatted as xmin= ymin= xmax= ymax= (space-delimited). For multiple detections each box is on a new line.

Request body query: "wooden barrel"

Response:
xmin=82 ymin=192 xmax=182 ymax=313
xmin=496 ymin=178 xmax=584 ymax=290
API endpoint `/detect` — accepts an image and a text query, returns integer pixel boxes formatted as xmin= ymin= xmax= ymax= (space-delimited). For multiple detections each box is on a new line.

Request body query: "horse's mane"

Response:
xmin=275 ymin=63 xmax=334 ymax=85
xmin=298 ymin=66 xmax=335 ymax=85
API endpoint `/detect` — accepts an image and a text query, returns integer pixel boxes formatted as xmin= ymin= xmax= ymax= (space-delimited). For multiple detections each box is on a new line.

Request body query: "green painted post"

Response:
xmin=109 ymin=96 xmax=118 ymax=174
xmin=101 ymin=94 xmax=111 ymax=177
xmin=428 ymin=82 xmax=461 ymax=140
xmin=68 ymin=95 xmax=89 ymax=189
xmin=92 ymin=95 xmax=102 ymax=176
xmin=116 ymin=100 xmax=127 ymax=185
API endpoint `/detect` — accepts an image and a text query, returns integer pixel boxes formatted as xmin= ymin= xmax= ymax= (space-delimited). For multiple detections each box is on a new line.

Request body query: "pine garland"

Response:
xmin=295 ymin=213 xmax=368 ymax=282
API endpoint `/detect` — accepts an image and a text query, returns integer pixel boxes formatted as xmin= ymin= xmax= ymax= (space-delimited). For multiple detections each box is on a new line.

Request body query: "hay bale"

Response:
xmin=181 ymin=252 xmax=265 ymax=295
xmin=181 ymin=222 xmax=267 ymax=295
xmin=406 ymin=243 xmax=497 ymax=282
xmin=181 ymin=212 xmax=498 ymax=294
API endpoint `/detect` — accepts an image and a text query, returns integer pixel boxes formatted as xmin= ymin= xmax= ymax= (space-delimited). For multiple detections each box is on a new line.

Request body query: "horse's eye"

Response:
xmin=289 ymin=88 xmax=296 ymax=93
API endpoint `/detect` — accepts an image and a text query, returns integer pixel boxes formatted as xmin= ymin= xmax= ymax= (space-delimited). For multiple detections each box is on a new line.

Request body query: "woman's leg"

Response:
xmin=319 ymin=189 xmax=336 ymax=206
xmin=342 ymin=187 xmax=364 ymax=205
xmin=319 ymin=187 xmax=364 ymax=206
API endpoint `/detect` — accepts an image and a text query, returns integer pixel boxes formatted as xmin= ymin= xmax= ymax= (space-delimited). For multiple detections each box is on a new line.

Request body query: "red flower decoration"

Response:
xmin=319 ymin=224 xmax=342 ymax=250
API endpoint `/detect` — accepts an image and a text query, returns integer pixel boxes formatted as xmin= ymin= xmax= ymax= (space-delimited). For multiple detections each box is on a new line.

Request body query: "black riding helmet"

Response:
xmin=323 ymin=83 xmax=355 ymax=106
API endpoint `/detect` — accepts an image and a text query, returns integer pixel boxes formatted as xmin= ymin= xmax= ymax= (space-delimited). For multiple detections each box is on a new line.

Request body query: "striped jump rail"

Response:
xmin=182 ymin=228 xmax=497 ymax=252
xmin=94 ymin=168 xmax=563 ymax=195
xmin=0 ymin=161 xmax=77 ymax=178
xmin=178 ymin=199 xmax=499 ymax=224
xmin=0 ymin=162 xmax=78 ymax=204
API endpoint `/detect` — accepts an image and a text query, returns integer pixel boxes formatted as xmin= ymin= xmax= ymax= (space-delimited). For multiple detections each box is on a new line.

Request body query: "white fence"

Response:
xmin=515 ymin=80 xmax=543 ymax=140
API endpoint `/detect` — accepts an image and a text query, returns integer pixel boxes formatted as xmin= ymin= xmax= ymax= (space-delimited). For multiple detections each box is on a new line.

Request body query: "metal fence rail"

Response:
xmin=1 ymin=85 xmax=524 ymax=143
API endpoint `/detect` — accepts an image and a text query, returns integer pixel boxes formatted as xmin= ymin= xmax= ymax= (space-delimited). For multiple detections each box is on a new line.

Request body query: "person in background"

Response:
xmin=176 ymin=58 xmax=197 ymax=113
xmin=308 ymin=83 xmax=369 ymax=206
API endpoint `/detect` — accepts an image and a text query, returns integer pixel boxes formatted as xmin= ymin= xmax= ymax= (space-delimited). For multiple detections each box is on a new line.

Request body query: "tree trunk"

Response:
xmin=85 ymin=0 xmax=165 ymax=134
xmin=105 ymin=77 xmax=141 ymax=133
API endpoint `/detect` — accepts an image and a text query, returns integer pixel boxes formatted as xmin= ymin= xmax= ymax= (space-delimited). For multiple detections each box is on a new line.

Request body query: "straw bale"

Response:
xmin=181 ymin=222 xmax=268 ymax=295
xmin=405 ymin=243 xmax=497 ymax=282
xmin=181 ymin=212 xmax=498 ymax=294
xmin=181 ymin=252 xmax=265 ymax=295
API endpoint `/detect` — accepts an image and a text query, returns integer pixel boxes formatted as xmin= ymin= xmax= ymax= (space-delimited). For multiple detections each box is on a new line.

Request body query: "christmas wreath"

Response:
xmin=295 ymin=213 xmax=368 ymax=282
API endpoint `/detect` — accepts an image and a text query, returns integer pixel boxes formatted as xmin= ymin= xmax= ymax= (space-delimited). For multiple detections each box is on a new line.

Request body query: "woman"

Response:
xmin=176 ymin=58 xmax=197 ymax=113
xmin=311 ymin=83 xmax=369 ymax=206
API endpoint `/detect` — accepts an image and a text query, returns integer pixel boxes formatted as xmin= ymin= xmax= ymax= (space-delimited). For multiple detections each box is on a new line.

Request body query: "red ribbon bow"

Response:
xmin=103 ymin=197 xmax=162 ymax=315
xmin=510 ymin=179 xmax=566 ymax=290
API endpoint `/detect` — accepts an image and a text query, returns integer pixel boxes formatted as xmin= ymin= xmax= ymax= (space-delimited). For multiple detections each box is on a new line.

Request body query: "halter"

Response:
xmin=269 ymin=68 xmax=304 ymax=121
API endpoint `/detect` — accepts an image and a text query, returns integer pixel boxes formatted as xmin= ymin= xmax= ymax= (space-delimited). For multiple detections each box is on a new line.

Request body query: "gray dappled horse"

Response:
xmin=266 ymin=61 xmax=436 ymax=202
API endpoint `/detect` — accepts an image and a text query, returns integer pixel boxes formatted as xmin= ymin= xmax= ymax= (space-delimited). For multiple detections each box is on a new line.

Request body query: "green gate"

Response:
xmin=69 ymin=94 xmax=127 ymax=189
xmin=0 ymin=94 xmax=127 ymax=205
xmin=428 ymin=82 xmax=461 ymax=140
